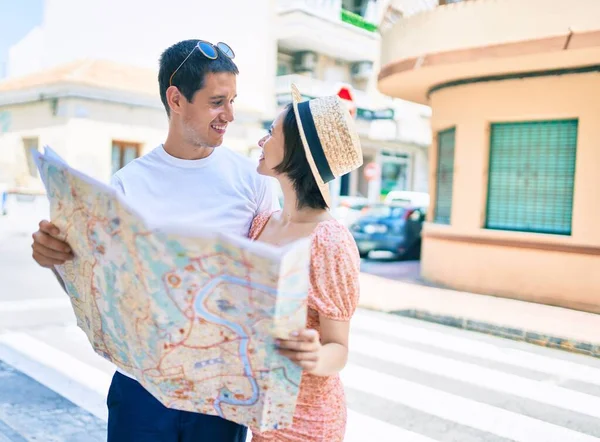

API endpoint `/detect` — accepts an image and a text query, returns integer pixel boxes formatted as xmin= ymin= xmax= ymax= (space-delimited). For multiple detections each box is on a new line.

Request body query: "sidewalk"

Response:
xmin=358 ymin=271 xmax=600 ymax=358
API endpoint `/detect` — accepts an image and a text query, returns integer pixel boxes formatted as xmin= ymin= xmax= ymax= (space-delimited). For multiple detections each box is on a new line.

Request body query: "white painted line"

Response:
xmin=0 ymin=332 xmax=111 ymax=421
xmin=351 ymin=312 xmax=600 ymax=386
xmin=341 ymin=364 xmax=600 ymax=442
xmin=0 ymin=297 xmax=71 ymax=313
xmin=350 ymin=334 xmax=600 ymax=419
xmin=345 ymin=409 xmax=438 ymax=442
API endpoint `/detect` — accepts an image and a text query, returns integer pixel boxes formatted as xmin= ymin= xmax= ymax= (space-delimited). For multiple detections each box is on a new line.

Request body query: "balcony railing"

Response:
xmin=340 ymin=8 xmax=377 ymax=32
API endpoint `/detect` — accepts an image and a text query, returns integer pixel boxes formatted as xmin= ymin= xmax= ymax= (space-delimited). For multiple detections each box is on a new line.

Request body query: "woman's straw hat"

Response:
xmin=291 ymin=83 xmax=363 ymax=208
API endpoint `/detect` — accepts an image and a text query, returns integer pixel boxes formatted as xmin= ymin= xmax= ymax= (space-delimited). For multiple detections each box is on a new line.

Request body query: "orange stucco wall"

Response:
xmin=423 ymin=72 xmax=600 ymax=313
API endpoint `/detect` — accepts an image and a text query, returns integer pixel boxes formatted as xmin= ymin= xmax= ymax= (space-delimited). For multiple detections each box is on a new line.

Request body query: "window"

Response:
xmin=434 ymin=128 xmax=456 ymax=224
xmin=342 ymin=0 xmax=367 ymax=16
xmin=276 ymin=52 xmax=293 ymax=76
xmin=22 ymin=137 xmax=39 ymax=177
xmin=486 ymin=120 xmax=577 ymax=235
xmin=380 ymin=151 xmax=410 ymax=196
xmin=111 ymin=141 xmax=140 ymax=175
xmin=277 ymin=63 xmax=290 ymax=76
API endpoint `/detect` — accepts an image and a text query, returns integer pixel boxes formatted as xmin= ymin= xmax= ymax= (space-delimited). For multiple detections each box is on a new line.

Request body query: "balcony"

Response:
xmin=276 ymin=0 xmax=380 ymax=62
xmin=378 ymin=0 xmax=600 ymax=103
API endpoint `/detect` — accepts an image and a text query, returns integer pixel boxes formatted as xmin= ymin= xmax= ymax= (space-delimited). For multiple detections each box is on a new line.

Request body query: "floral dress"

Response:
xmin=248 ymin=212 xmax=361 ymax=442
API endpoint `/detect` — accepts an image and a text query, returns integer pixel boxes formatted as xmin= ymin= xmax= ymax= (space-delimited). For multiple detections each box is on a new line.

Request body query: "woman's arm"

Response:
xmin=276 ymin=316 xmax=351 ymax=376
xmin=277 ymin=223 xmax=359 ymax=375
xmin=312 ymin=316 xmax=350 ymax=376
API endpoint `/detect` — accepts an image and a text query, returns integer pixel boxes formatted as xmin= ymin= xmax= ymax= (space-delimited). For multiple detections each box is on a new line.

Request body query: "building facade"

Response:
xmin=378 ymin=0 xmax=600 ymax=313
xmin=1 ymin=0 xmax=431 ymax=204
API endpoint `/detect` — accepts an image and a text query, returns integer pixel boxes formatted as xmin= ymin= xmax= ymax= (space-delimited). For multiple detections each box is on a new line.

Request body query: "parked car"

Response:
xmin=350 ymin=203 xmax=427 ymax=259
xmin=331 ymin=196 xmax=369 ymax=227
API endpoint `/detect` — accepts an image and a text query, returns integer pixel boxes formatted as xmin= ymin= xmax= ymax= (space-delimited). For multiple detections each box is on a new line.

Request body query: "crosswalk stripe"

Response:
xmin=350 ymin=333 xmax=600 ymax=419
xmin=341 ymin=364 xmax=600 ymax=442
xmin=351 ymin=312 xmax=600 ymax=386
xmin=345 ymin=410 xmax=438 ymax=442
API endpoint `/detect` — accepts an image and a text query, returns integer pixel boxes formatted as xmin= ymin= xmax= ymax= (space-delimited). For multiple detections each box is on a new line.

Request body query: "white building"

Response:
xmin=273 ymin=0 xmax=431 ymax=205
xmin=1 ymin=0 xmax=431 ymax=202
xmin=0 ymin=60 xmax=169 ymax=190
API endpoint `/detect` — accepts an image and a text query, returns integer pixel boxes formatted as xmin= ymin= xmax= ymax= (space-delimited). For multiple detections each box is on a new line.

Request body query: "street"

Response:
xmin=359 ymin=254 xmax=423 ymax=283
xmin=1 ymin=198 xmax=600 ymax=441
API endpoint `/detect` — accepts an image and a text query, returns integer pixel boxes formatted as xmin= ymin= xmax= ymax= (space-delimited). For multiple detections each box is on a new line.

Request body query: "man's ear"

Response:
xmin=166 ymin=86 xmax=183 ymax=116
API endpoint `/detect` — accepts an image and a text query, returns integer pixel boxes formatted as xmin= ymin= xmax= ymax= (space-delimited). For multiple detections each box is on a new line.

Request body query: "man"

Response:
xmin=30 ymin=39 xmax=278 ymax=442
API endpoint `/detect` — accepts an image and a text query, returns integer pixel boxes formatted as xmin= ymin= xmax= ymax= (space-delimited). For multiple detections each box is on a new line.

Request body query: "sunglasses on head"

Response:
xmin=169 ymin=40 xmax=235 ymax=87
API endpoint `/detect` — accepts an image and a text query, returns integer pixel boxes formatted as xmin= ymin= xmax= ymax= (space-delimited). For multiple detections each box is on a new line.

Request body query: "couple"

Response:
xmin=31 ymin=38 xmax=362 ymax=442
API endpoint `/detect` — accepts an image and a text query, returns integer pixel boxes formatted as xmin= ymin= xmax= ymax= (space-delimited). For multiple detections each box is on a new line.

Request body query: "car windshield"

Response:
xmin=363 ymin=205 xmax=407 ymax=218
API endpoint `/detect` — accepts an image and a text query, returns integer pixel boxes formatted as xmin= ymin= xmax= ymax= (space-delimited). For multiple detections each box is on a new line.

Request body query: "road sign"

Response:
xmin=336 ymin=85 xmax=356 ymax=118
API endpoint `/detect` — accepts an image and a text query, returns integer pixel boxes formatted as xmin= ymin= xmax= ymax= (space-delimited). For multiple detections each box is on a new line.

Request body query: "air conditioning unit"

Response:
xmin=292 ymin=51 xmax=317 ymax=73
xmin=351 ymin=61 xmax=373 ymax=81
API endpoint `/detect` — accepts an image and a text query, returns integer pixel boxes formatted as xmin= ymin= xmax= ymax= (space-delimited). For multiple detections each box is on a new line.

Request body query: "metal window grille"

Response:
xmin=486 ymin=120 xmax=578 ymax=235
xmin=434 ymin=128 xmax=456 ymax=224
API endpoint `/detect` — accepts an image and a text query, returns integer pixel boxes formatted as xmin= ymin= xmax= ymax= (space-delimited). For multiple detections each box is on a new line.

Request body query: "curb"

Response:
xmin=391 ymin=309 xmax=600 ymax=359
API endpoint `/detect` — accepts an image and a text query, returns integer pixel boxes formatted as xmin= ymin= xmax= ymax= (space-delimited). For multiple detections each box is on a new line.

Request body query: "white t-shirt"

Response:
xmin=110 ymin=144 xmax=279 ymax=379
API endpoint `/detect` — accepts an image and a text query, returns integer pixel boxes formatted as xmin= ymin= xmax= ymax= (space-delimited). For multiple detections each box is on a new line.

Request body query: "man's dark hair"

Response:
xmin=274 ymin=104 xmax=328 ymax=210
xmin=158 ymin=39 xmax=239 ymax=116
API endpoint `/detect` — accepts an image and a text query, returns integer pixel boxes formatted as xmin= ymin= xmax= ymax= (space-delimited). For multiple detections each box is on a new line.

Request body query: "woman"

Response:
xmin=248 ymin=84 xmax=363 ymax=442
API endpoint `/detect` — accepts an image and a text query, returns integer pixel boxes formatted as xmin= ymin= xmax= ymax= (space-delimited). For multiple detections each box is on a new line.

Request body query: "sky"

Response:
xmin=0 ymin=0 xmax=44 ymax=78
